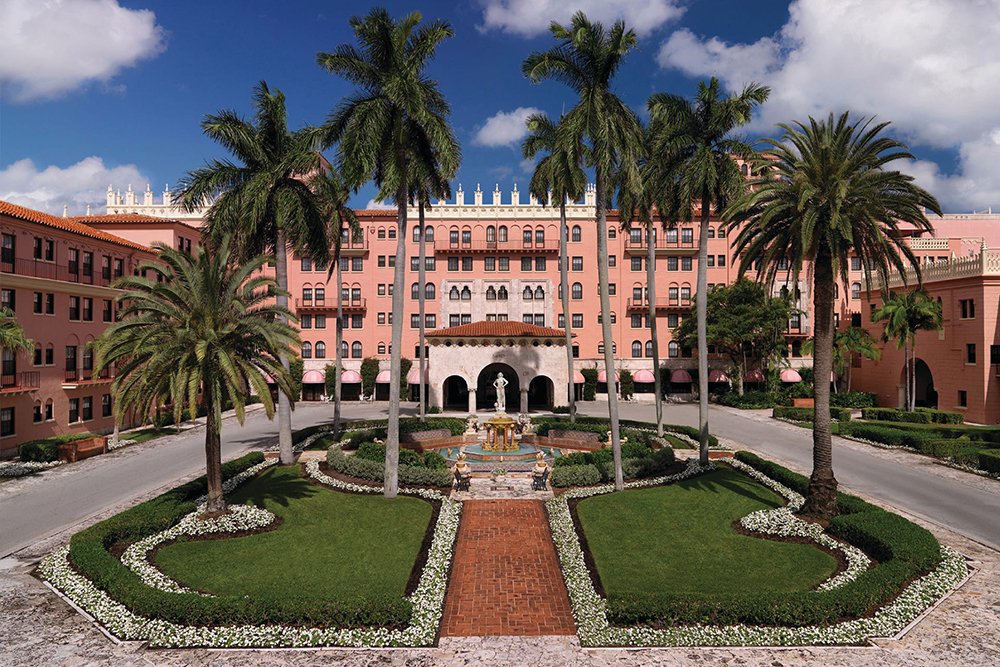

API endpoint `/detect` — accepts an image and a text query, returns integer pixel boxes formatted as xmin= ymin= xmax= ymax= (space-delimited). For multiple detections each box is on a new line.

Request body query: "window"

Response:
xmin=499 ymin=226 xmax=508 ymax=242
xmin=461 ymin=314 xmax=471 ymax=325
xmin=523 ymin=228 xmax=533 ymax=245
xmin=631 ymin=257 xmax=643 ymax=272
xmin=707 ymin=255 xmax=715 ymax=267
xmin=631 ymin=314 xmax=643 ymax=328
xmin=377 ymin=312 xmax=386 ymax=325
xmin=572 ymin=257 xmax=583 ymax=271
xmin=449 ymin=314 xmax=460 ymax=327
xmin=632 ymin=286 xmax=644 ymax=302
xmin=33 ymin=292 xmax=42 ymax=314
xmin=450 ymin=228 xmax=459 ymax=245
xmin=388 ymin=227 xmax=396 ymax=239
xmin=301 ymin=314 xmax=312 ymax=329
xmin=350 ymin=257 xmax=363 ymax=272
xmin=411 ymin=283 xmax=421 ymax=299
xmin=851 ymin=257 xmax=862 ymax=271
xmin=486 ymin=286 xmax=497 ymax=300
xmin=69 ymin=296 xmax=80 ymax=320
xmin=377 ymin=228 xmax=386 ymax=239
xmin=498 ymin=286 xmax=508 ymax=300
xmin=629 ymin=228 xmax=643 ymax=244
xmin=114 ymin=258 xmax=123 ymax=278
xmin=69 ymin=398 xmax=80 ymax=423
xmin=523 ymin=314 xmax=534 ymax=324
xmin=790 ymin=313 xmax=802 ymax=330
xmin=707 ymin=227 xmax=715 ymax=239
xmin=535 ymin=229 xmax=544 ymax=245
xmin=572 ymin=314 xmax=583 ymax=328
xmin=1 ymin=406 xmax=14 ymax=437
xmin=388 ymin=256 xmax=395 ymax=267
xmin=960 ymin=299 xmax=976 ymax=319
xmin=669 ymin=286 xmax=679 ymax=303
xmin=667 ymin=314 xmax=679 ymax=328
xmin=315 ymin=342 xmax=326 ymax=359
xmin=681 ymin=228 xmax=693 ymax=244
xmin=484 ymin=257 xmax=496 ymax=271
xmin=571 ymin=226 xmax=581 ymax=242
xmin=668 ymin=341 xmax=679 ymax=358
xmin=499 ymin=257 xmax=509 ymax=271
xmin=967 ymin=343 xmax=977 ymax=364
xmin=102 ymin=299 xmax=113 ymax=322
xmin=411 ymin=314 xmax=421 ymax=328
xmin=534 ymin=286 xmax=544 ymax=299
xmin=302 ymin=342 xmax=312 ymax=358
xmin=448 ymin=257 xmax=459 ymax=271
xmin=348 ymin=315 xmax=358 ymax=329
xmin=851 ymin=282 xmax=861 ymax=299
xmin=717 ymin=255 xmax=726 ymax=267
xmin=522 ymin=286 xmax=533 ymax=300
xmin=667 ymin=256 xmax=678 ymax=271
xmin=681 ymin=286 xmax=691 ymax=303
xmin=33 ymin=237 xmax=43 ymax=259
xmin=426 ymin=314 xmax=436 ymax=328
xmin=45 ymin=345 xmax=54 ymax=365
xmin=34 ymin=401 xmax=43 ymax=423
xmin=521 ymin=257 xmax=532 ymax=271
xmin=82 ymin=252 xmax=93 ymax=277
xmin=102 ymin=394 xmax=112 ymax=418
xmin=378 ymin=255 xmax=386 ymax=268
xmin=558 ymin=314 xmax=565 ymax=328
xmin=461 ymin=230 xmax=471 ymax=245
xmin=608 ymin=228 xmax=616 ymax=239
xmin=340 ymin=314 xmax=350 ymax=330
xmin=645 ymin=341 xmax=654 ymax=358
xmin=424 ymin=283 xmax=435 ymax=299
xmin=632 ymin=341 xmax=642 ymax=358
xmin=378 ymin=343 xmax=387 ymax=355
xmin=462 ymin=257 xmax=473 ymax=271
xmin=0 ymin=288 xmax=14 ymax=312
xmin=571 ymin=283 xmax=582 ymax=299
xmin=992 ymin=344 xmax=1000 ymax=365
xmin=681 ymin=257 xmax=692 ymax=272
xmin=608 ymin=256 xmax=616 ymax=268
xmin=666 ymin=229 xmax=678 ymax=244
xmin=486 ymin=226 xmax=496 ymax=243
xmin=461 ymin=286 xmax=471 ymax=300
xmin=609 ymin=283 xmax=616 ymax=296
xmin=958 ymin=390 xmax=968 ymax=408
xmin=450 ymin=286 xmax=460 ymax=300
xmin=302 ymin=287 xmax=313 ymax=303
xmin=33 ymin=345 xmax=42 ymax=366
xmin=101 ymin=255 xmax=112 ymax=280
xmin=301 ymin=257 xmax=313 ymax=272
xmin=82 ymin=297 xmax=93 ymax=321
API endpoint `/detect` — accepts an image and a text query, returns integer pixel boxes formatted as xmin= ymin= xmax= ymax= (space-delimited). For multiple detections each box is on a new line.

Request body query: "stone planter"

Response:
xmin=792 ymin=397 xmax=815 ymax=408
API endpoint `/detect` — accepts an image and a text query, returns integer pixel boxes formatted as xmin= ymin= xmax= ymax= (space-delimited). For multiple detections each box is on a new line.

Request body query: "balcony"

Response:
xmin=338 ymin=239 xmax=369 ymax=257
xmin=295 ymin=298 xmax=366 ymax=313
xmin=434 ymin=240 xmax=560 ymax=254
xmin=0 ymin=371 xmax=40 ymax=394
xmin=0 ymin=257 xmax=119 ymax=287
xmin=62 ymin=367 xmax=111 ymax=390
xmin=623 ymin=238 xmax=698 ymax=256
xmin=785 ymin=324 xmax=811 ymax=337
xmin=626 ymin=298 xmax=691 ymax=312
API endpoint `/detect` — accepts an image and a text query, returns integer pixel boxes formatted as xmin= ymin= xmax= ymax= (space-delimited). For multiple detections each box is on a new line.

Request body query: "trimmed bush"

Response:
xmin=536 ymin=420 xmax=610 ymax=442
xmin=551 ymin=405 xmax=571 ymax=414
xmin=551 ymin=463 xmax=601 ymax=487
xmin=978 ymin=449 xmax=1000 ymax=474
xmin=772 ymin=406 xmax=851 ymax=422
xmin=837 ymin=422 xmax=935 ymax=449
xmin=862 ymin=407 xmax=964 ymax=424
xmin=581 ymin=368 xmax=598 ymax=401
xmin=534 ymin=416 xmax=720 ymax=448
xmin=829 ymin=392 xmax=877 ymax=409
xmin=326 ymin=446 xmax=453 ymax=487
xmin=19 ymin=432 xmax=97 ymax=462
xmin=717 ymin=390 xmax=783 ymax=409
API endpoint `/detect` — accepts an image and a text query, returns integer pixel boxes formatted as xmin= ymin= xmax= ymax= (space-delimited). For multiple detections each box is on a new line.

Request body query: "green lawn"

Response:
xmin=127 ymin=427 xmax=179 ymax=444
xmin=575 ymin=467 xmax=837 ymax=596
xmin=155 ymin=466 xmax=433 ymax=601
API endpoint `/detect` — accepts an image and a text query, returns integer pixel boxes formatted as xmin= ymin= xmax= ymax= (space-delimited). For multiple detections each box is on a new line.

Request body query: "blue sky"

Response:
xmin=2 ymin=1 xmax=999 ymax=214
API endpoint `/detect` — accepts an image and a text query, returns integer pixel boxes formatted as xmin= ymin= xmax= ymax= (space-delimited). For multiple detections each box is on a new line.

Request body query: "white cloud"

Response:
xmin=655 ymin=0 xmax=1000 ymax=210
xmin=364 ymin=198 xmax=396 ymax=210
xmin=473 ymin=107 xmax=541 ymax=148
xmin=0 ymin=157 xmax=149 ymax=215
xmin=479 ymin=0 xmax=685 ymax=37
xmin=0 ymin=0 xmax=166 ymax=102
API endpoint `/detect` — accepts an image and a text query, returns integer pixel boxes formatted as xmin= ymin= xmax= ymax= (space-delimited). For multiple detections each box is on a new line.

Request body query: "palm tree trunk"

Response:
xmin=385 ymin=182 xmax=408 ymax=499
xmin=111 ymin=419 xmax=120 ymax=446
xmin=202 ymin=384 xmax=226 ymax=515
xmin=646 ymin=223 xmax=662 ymax=436
xmin=902 ymin=342 xmax=910 ymax=410
xmin=801 ymin=248 xmax=838 ymax=520
xmin=334 ymin=255 xmax=343 ymax=436
xmin=418 ymin=200 xmax=427 ymax=422
xmin=595 ymin=170 xmax=623 ymax=490
xmin=273 ymin=226 xmax=294 ymax=465
xmin=847 ymin=354 xmax=853 ymax=393
xmin=695 ymin=195 xmax=711 ymax=465
xmin=910 ymin=340 xmax=917 ymax=410
xmin=558 ymin=198 xmax=576 ymax=422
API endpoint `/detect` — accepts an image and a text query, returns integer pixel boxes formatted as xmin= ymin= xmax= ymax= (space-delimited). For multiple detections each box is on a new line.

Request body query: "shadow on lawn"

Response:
xmin=674 ymin=469 xmax=783 ymax=508
xmin=236 ymin=468 xmax=319 ymax=510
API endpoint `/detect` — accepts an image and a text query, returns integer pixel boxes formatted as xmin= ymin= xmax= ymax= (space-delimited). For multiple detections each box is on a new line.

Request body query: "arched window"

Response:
xmin=645 ymin=341 xmax=653 ymax=357
xmin=498 ymin=225 xmax=508 ymax=242
xmin=449 ymin=286 xmax=460 ymax=300
xmin=486 ymin=225 xmax=496 ymax=243
xmin=315 ymin=342 xmax=326 ymax=359
xmin=33 ymin=400 xmax=42 ymax=423
xmin=668 ymin=341 xmax=679 ymax=358
xmin=33 ymin=344 xmax=42 ymax=366
xmin=45 ymin=398 xmax=53 ymax=421
xmin=425 ymin=226 xmax=434 ymax=241
xmin=412 ymin=226 xmax=421 ymax=242
xmin=608 ymin=227 xmax=616 ymax=239
xmin=571 ymin=225 xmax=581 ymax=242
xmin=388 ymin=227 xmax=396 ymax=239
xmin=449 ymin=227 xmax=459 ymax=246
xmin=411 ymin=282 xmax=421 ymax=299
xmin=377 ymin=227 xmax=386 ymax=239
xmin=718 ymin=227 xmax=726 ymax=239
xmin=378 ymin=343 xmax=386 ymax=355
xmin=535 ymin=228 xmax=545 ymax=244
xmin=342 ymin=341 xmax=349 ymax=358
xmin=498 ymin=286 xmax=508 ymax=300
xmin=523 ymin=227 xmax=533 ymax=245
xmin=571 ymin=282 xmax=583 ymax=299
xmin=632 ymin=341 xmax=642 ymax=358
xmin=707 ymin=227 xmax=715 ymax=238
xmin=851 ymin=282 xmax=861 ymax=299
xmin=352 ymin=342 xmax=362 ymax=358
xmin=523 ymin=286 xmax=533 ymax=300
xmin=302 ymin=342 xmax=312 ymax=358
xmin=598 ymin=343 xmax=604 ymax=354
xmin=461 ymin=286 xmax=471 ymax=300
xmin=424 ymin=283 xmax=435 ymax=299
xmin=486 ymin=286 xmax=497 ymax=300
xmin=534 ymin=286 xmax=544 ymax=299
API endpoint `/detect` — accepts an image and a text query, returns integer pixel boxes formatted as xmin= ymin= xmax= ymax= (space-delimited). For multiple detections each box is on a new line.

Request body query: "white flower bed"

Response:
xmin=547 ymin=457 xmax=969 ymax=646
xmin=39 ymin=445 xmax=462 ymax=648
xmin=107 ymin=438 xmax=137 ymax=452
xmin=0 ymin=460 xmax=61 ymax=477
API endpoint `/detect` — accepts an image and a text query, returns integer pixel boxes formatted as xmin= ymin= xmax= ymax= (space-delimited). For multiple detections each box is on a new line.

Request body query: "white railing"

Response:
xmin=907 ymin=238 xmax=950 ymax=250
xmin=868 ymin=249 xmax=1000 ymax=290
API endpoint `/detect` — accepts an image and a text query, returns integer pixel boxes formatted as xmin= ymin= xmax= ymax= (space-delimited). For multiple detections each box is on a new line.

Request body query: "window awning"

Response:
xmin=341 ymin=370 xmax=362 ymax=383
xmin=597 ymin=370 xmax=619 ymax=383
xmin=375 ymin=370 xmax=392 ymax=384
xmin=670 ymin=369 xmax=693 ymax=384
xmin=632 ymin=369 xmax=656 ymax=383
xmin=708 ymin=369 xmax=729 ymax=383
xmin=407 ymin=367 xmax=429 ymax=384
xmin=780 ymin=368 xmax=803 ymax=383
xmin=302 ymin=369 xmax=324 ymax=384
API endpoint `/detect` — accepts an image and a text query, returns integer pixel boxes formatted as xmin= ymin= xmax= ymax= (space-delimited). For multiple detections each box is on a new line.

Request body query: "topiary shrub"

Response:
xmin=862 ymin=407 xmax=964 ymax=424
xmin=977 ymin=448 xmax=1000 ymax=474
xmin=619 ymin=369 xmax=634 ymax=400
xmin=581 ymin=368 xmax=598 ymax=401
xmin=837 ymin=422 xmax=934 ymax=449
xmin=717 ymin=390 xmax=784 ymax=409
xmin=829 ymin=392 xmax=877 ymax=408
xmin=772 ymin=406 xmax=851 ymax=422
xmin=551 ymin=463 xmax=601 ymax=487
xmin=327 ymin=445 xmax=453 ymax=487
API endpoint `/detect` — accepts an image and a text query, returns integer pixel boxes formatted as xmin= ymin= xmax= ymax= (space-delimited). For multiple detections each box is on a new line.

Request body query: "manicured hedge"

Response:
xmin=829 ymin=392 xmax=877 ymax=409
xmin=836 ymin=422 xmax=935 ymax=449
xmin=551 ymin=464 xmax=602 ymax=487
xmin=19 ymin=432 xmax=97 ymax=462
xmin=354 ymin=441 xmax=448 ymax=469
xmin=552 ymin=446 xmax=675 ymax=485
xmin=346 ymin=417 xmax=466 ymax=437
xmin=326 ymin=446 xmax=452 ymax=487
xmin=862 ymin=407 xmax=964 ymax=424
xmin=534 ymin=416 xmax=720 ymax=448
xmin=772 ymin=406 xmax=852 ymax=422
xmin=606 ymin=452 xmax=942 ymax=628
xmin=978 ymin=449 xmax=1000 ymax=475
xmin=68 ymin=453 xmax=411 ymax=628
xmin=535 ymin=420 xmax=610 ymax=442
xmin=717 ymin=390 xmax=785 ymax=409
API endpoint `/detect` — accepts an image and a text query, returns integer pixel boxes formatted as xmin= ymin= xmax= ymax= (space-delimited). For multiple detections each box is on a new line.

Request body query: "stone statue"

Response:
xmin=493 ymin=372 xmax=508 ymax=413
xmin=453 ymin=451 xmax=471 ymax=476
xmin=517 ymin=412 xmax=535 ymax=435
xmin=465 ymin=414 xmax=480 ymax=435
xmin=532 ymin=451 xmax=549 ymax=476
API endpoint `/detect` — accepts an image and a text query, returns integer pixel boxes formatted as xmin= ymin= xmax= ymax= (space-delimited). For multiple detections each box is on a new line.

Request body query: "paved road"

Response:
xmin=0 ymin=402 xmax=416 ymax=558
xmin=577 ymin=400 xmax=1000 ymax=549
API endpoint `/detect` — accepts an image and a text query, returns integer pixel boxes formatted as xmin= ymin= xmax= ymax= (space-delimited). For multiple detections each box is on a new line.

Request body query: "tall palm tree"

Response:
xmin=727 ymin=112 xmax=941 ymax=519
xmin=318 ymin=7 xmax=458 ymax=498
xmin=522 ymin=112 xmax=586 ymax=422
xmin=0 ymin=306 xmax=32 ymax=355
xmin=805 ymin=326 xmax=882 ymax=392
xmin=648 ymin=78 xmax=770 ymax=465
xmin=874 ymin=290 xmax=942 ymax=410
xmin=524 ymin=12 xmax=643 ymax=490
xmin=312 ymin=166 xmax=361 ymax=437
xmin=178 ymin=80 xmax=330 ymax=466
xmin=93 ymin=240 xmax=297 ymax=514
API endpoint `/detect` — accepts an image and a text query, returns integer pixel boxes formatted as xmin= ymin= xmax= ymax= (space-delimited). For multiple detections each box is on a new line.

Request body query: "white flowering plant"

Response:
xmin=0 ymin=459 xmax=62 ymax=478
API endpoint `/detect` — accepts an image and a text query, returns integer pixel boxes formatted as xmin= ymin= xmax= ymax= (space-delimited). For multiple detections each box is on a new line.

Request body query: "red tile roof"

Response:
xmin=425 ymin=321 xmax=570 ymax=338
xmin=76 ymin=213 xmax=201 ymax=232
xmin=0 ymin=200 xmax=151 ymax=252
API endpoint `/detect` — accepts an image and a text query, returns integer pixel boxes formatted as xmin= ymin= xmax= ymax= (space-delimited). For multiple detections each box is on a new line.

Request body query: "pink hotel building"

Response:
xmin=4 ymin=181 xmax=1000 ymax=455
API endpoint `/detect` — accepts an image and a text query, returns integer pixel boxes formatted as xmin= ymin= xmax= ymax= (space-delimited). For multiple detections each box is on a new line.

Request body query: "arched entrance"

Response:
xmin=528 ymin=375 xmax=554 ymax=410
xmin=914 ymin=359 xmax=936 ymax=408
xmin=477 ymin=363 xmax=519 ymax=411
xmin=443 ymin=375 xmax=468 ymax=411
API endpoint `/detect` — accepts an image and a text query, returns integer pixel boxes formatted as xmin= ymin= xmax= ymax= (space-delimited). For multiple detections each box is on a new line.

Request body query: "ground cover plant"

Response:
xmin=835 ymin=419 xmax=1000 ymax=472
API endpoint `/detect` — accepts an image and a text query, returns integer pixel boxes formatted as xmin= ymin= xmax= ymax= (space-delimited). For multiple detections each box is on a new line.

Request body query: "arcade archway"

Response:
xmin=914 ymin=358 xmax=936 ymax=408
xmin=443 ymin=375 xmax=468 ymax=410
xmin=528 ymin=375 xmax=554 ymax=410
xmin=477 ymin=363 xmax=519 ymax=411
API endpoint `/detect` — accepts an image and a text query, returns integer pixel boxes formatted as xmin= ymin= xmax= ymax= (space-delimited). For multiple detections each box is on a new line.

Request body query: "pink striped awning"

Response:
xmin=708 ymin=369 xmax=729 ymax=383
xmin=573 ymin=370 xmax=585 ymax=383
xmin=375 ymin=370 xmax=392 ymax=384
xmin=632 ymin=369 xmax=656 ymax=383
xmin=597 ymin=370 xmax=619 ymax=383
xmin=341 ymin=370 xmax=362 ymax=383
xmin=744 ymin=369 xmax=765 ymax=382
xmin=780 ymin=368 xmax=803 ymax=383
xmin=302 ymin=370 xmax=324 ymax=384
xmin=407 ymin=367 xmax=429 ymax=384
xmin=670 ymin=369 xmax=693 ymax=384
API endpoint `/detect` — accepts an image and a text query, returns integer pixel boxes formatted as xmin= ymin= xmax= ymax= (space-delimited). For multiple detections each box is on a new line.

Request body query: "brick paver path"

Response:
xmin=440 ymin=499 xmax=576 ymax=636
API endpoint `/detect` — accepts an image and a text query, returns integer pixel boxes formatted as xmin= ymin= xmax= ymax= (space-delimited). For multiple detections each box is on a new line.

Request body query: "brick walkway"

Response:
xmin=440 ymin=499 xmax=576 ymax=636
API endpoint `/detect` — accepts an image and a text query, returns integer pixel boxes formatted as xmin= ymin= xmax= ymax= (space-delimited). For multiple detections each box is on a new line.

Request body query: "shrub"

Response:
xmin=829 ymin=392 xmax=877 ymax=409
xmin=862 ymin=407 xmax=964 ymax=424
xmin=978 ymin=449 xmax=1000 ymax=474
xmin=535 ymin=420 xmax=610 ymax=442
xmin=551 ymin=464 xmax=601 ymax=487
xmin=581 ymin=368 xmax=598 ymax=401
xmin=360 ymin=357 xmax=380 ymax=397
xmin=717 ymin=390 xmax=783 ymax=409
xmin=837 ymin=422 xmax=934 ymax=449
xmin=345 ymin=428 xmax=385 ymax=450
xmin=292 ymin=423 xmax=336 ymax=446
xmin=602 ymin=458 xmax=646 ymax=481
xmin=772 ymin=406 xmax=851 ymax=422
xmin=19 ymin=432 xmax=97 ymax=462
xmin=326 ymin=446 xmax=453 ymax=487
xmin=619 ymin=369 xmax=635 ymax=400
xmin=427 ymin=406 xmax=441 ymax=414
xmin=636 ymin=447 xmax=676 ymax=477
xmin=551 ymin=405 xmax=571 ymax=414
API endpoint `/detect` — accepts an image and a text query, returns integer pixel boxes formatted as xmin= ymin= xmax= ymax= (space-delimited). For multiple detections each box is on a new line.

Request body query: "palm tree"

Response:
xmin=524 ymin=12 xmax=643 ymax=491
xmin=93 ymin=240 xmax=297 ymax=514
xmin=874 ymin=290 xmax=942 ymax=410
xmin=318 ymin=7 xmax=458 ymax=498
xmin=312 ymin=166 xmax=361 ymax=437
xmin=522 ymin=112 xmax=586 ymax=422
xmin=177 ymin=81 xmax=330 ymax=466
xmin=648 ymin=77 xmax=770 ymax=466
xmin=727 ymin=112 xmax=941 ymax=519
xmin=805 ymin=326 xmax=882 ymax=392
xmin=0 ymin=306 xmax=32 ymax=355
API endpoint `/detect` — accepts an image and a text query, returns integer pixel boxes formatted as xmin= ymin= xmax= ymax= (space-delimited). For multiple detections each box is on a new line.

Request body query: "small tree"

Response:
xmin=619 ymin=369 xmax=634 ymax=400
xmin=399 ymin=357 xmax=413 ymax=400
xmin=360 ymin=357 xmax=380 ymax=398
xmin=324 ymin=363 xmax=338 ymax=397
xmin=288 ymin=357 xmax=304 ymax=404
xmin=581 ymin=368 xmax=599 ymax=401
xmin=874 ymin=290 xmax=942 ymax=410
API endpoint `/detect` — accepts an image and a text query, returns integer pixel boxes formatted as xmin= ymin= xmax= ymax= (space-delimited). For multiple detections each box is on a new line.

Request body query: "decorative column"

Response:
xmin=520 ymin=388 xmax=529 ymax=414
xmin=468 ymin=387 xmax=477 ymax=415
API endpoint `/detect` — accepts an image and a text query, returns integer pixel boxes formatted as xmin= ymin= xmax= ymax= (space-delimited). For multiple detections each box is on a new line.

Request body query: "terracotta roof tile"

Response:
xmin=76 ymin=213 xmax=201 ymax=233
xmin=425 ymin=320 xmax=570 ymax=338
xmin=0 ymin=200 xmax=151 ymax=252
